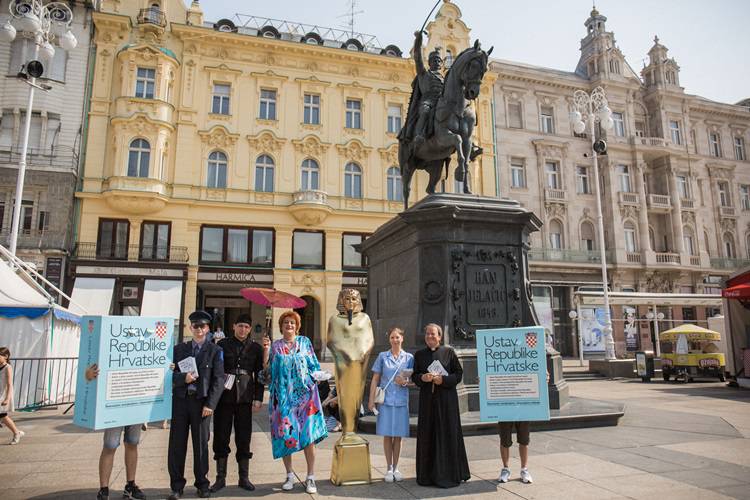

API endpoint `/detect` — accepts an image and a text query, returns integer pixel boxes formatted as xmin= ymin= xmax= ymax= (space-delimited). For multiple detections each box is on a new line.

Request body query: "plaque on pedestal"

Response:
xmin=330 ymin=435 xmax=372 ymax=485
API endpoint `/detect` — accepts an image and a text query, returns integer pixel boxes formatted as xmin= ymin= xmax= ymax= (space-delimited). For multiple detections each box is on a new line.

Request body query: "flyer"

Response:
xmin=74 ymin=316 xmax=174 ymax=430
xmin=476 ymin=326 xmax=550 ymax=422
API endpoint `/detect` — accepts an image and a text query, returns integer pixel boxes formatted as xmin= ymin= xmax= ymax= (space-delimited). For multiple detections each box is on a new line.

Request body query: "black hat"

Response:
xmin=234 ymin=313 xmax=252 ymax=326
xmin=188 ymin=310 xmax=212 ymax=325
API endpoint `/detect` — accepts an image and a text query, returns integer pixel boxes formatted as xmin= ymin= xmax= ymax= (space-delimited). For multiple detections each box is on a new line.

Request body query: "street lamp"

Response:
xmin=646 ymin=310 xmax=665 ymax=357
xmin=0 ymin=1 xmax=76 ymax=257
xmin=570 ymin=86 xmax=615 ymax=360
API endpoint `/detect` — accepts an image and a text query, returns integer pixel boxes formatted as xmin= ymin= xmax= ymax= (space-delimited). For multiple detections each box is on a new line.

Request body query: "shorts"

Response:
xmin=498 ymin=421 xmax=530 ymax=448
xmin=102 ymin=424 xmax=141 ymax=449
xmin=0 ymin=412 xmax=7 ymax=419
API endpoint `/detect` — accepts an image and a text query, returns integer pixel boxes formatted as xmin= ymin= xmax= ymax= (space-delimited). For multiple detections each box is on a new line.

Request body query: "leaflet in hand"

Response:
xmin=223 ymin=373 xmax=235 ymax=390
xmin=399 ymin=368 xmax=414 ymax=379
xmin=426 ymin=360 xmax=448 ymax=376
xmin=177 ymin=356 xmax=199 ymax=378
xmin=311 ymin=370 xmax=332 ymax=381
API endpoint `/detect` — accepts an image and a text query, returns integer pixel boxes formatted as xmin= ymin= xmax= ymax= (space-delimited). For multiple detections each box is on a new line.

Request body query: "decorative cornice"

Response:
xmin=246 ymin=130 xmax=286 ymax=152
xmin=336 ymin=139 xmax=372 ymax=162
xmin=198 ymin=125 xmax=240 ymax=149
xmin=292 ymin=134 xmax=331 ymax=158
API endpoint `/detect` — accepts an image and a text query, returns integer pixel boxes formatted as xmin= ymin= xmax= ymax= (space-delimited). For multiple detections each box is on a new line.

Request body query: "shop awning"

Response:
xmin=140 ymin=279 xmax=182 ymax=320
xmin=68 ymin=277 xmax=115 ymax=316
xmin=722 ymin=283 xmax=750 ymax=300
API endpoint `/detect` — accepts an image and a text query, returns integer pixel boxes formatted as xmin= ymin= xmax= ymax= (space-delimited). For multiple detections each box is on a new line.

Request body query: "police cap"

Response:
xmin=188 ymin=310 xmax=212 ymax=325
xmin=234 ymin=313 xmax=252 ymax=326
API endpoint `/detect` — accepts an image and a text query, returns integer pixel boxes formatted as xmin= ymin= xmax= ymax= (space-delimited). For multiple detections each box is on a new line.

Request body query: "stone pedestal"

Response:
xmin=547 ymin=351 xmax=570 ymax=409
xmin=360 ymin=194 xmax=545 ymax=412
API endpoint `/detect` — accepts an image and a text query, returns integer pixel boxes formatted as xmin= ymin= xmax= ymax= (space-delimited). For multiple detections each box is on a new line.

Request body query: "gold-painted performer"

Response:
xmin=326 ymin=288 xmax=375 ymax=484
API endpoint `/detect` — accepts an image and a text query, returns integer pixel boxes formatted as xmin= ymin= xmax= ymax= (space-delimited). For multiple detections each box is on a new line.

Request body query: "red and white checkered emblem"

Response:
xmin=155 ymin=321 xmax=167 ymax=339
xmin=525 ymin=332 xmax=537 ymax=349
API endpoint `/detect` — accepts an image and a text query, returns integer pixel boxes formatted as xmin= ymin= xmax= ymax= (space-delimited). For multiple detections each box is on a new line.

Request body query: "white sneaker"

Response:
xmin=282 ymin=475 xmax=295 ymax=491
xmin=384 ymin=470 xmax=394 ymax=482
xmin=498 ymin=467 xmax=511 ymax=483
xmin=520 ymin=467 xmax=533 ymax=484
xmin=392 ymin=469 xmax=403 ymax=482
xmin=305 ymin=478 xmax=317 ymax=494
xmin=9 ymin=430 xmax=25 ymax=445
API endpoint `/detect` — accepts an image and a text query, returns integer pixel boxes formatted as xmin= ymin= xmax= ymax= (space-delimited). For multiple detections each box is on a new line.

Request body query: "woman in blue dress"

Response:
xmin=262 ymin=311 xmax=327 ymax=494
xmin=367 ymin=327 xmax=414 ymax=482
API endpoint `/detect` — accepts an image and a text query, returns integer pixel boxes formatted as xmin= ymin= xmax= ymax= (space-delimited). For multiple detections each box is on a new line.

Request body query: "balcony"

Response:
xmin=114 ymin=97 xmax=174 ymax=124
xmin=137 ymin=7 xmax=167 ymax=28
xmin=630 ymin=136 xmax=667 ymax=148
xmin=618 ymin=192 xmax=640 ymax=205
xmin=544 ymin=188 xmax=566 ymax=203
xmin=0 ymin=229 xmax=69 ymax=251
xmin=719 ymin=206 xmax=736 ymax=218
xmin=647 ymin=194 xmax=671 ymax=212
xmin=680 ymin=198 xmax=695 ymax=210
xmin=289 ymin=190 xmax=332 ymax=226
xmin=710 ymin=257 xmax=750 ymax=270
xmin=528 ymin=248 xmax=606 ymax=264
xmin=685 ymin=255 xmax=701 ymax=267
xmin=626 ymin=252 xmax=642 ymax=264
xmin=73 ymin=242 xmax=189 ymax=264
xmin=0 ymin=145 xmax=78 ymax=171
xmin=655 ymin=252 xmax=680 ymax=265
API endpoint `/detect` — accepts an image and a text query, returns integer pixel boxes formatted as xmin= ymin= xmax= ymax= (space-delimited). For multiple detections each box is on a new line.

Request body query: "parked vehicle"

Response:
xmin=660 ymin=324 xmax=725 ymax=383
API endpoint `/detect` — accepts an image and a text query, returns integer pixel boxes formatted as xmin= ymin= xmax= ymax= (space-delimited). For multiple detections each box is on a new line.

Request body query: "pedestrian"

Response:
xmin=0 ymin=347 xmax=24 ymax=445
xmin=367 ymin=327 xmax=414 ymax=482
xmin=210 ymin=313 xmax=264 ymax=493
xmin=262 ymin=311 xmax=327 ymax=494
xmin=167 ymin=310 xmax=225 ymax=499
xmin=497 ymin=421 xmax=533 ymax=484
xmin=411 ymin=323 xmax=470 ymax=488
xmin=84 ymin=364 xmax=146 ymax=500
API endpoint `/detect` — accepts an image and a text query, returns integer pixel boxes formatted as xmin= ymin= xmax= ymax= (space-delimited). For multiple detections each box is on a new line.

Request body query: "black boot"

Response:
xmin=209 ymin=457 xmax=227 ymax=493
xmin=238 ymin=458 xmax=255 ymax=491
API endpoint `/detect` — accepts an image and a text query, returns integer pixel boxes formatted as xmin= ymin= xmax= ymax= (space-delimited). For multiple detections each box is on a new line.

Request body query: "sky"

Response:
xmin=197 ymin=0 xmax=750 ymax=105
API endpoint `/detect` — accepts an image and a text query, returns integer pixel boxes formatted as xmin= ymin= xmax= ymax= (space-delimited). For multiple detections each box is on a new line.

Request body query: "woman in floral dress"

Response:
xmin=262 ymin=311 xmax=327 ymax=494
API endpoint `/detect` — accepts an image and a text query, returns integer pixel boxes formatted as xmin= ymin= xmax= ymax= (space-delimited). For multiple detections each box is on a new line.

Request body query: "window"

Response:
xmin=227 ymin=228 xmax=248 ymax=263
xmin=140 ymin=221 xmax=170 ymax=260
xmin=677 ymin=175 xmax=690 ymax=199
xmin=300 ymin=159 xmax=319 ymax=190
xmin=343 ymin=233 xmax=367 ymax=268
xmin=37 ymin=210 xmax=49 ymax=232
xmin=580 ymin=221 xmax=595 ymax=251
xmin=718 ymin=181 xmax=730 ymax=207
xmin=44 ymin=114 xmax=60 ymax=151
xmin=617 ymin=165 xmax=631 ymax=193
xmin=576 ymin=166 xmax=590 ymax=194
xmin=624 ymin=222 xmax=637 ymax=252
xmin=635 ymin=120 xmax=645 ymax=138
xmin=212 ymin=83 xmax=231 ymax=115
xmin=386 ymin=166 xmax=402 ymax=201
xmin=303 ymin=94 xmax=320 ymax=125
xmin=709 ymin=132 xmax=721 ymax=157
xmin=15 ymin=110 xmax=43 ymax=151
xmin=545 ymin=161 xmax=559 ymax=189
xmin=259 ymin=89 xmax=277 ymax=120
xmin=0 ymin=110 xmax=13 ymax=149
xmin=740 ymin=185 xmax=750 ymax=211
xmin=683 ymin=227 xmax=695 ymax=255
xmin=10 ymin=37 xmax=66 ymax=81
xmin=252 ymin=229 xmax=273 ymax=264
xmin=200 ymin=227 xmax=223 ymax=262
xmin=97 ymin=219 xmax=130 ymax=259
xmin=508 ymin=102 xmax=523 ymax=129
xmin=127 ymin=139 xmax=150 ymax=177
xmin=344 ymin=162 xmax=362 ymax=198
xmin=444 ymin=50 xmax=454 ymax=69
xmin=669 ymin=120 xmax=682 ymax=145
xmin=345 ymin=99 xmax=362 ymax=129
xmin=200 ymin=226 xmax=274 ymax=265
xmin=20 ymin=200 xmax=33 ymax=234
xmin=724 ymin=233 xmax=735 ymax=259
xmin=293 ymin=230 xmax=324 ymax=268
xmin=387 ymin=105 xmax=402 ymax=134
xmin=253 ymin=155 xmax=275 ymax=192
xmin=612 ymin=112 xmax=625 ymax=137
xmin=609 ymin=59 xmax=620 ymax=74
xmin=691 ymin=129 xmax=698 ymax=154
xmin=735 ymin=137 xmax=746 ymax=161
xmin=666 ymin=70 xmax=676 ymax=84
xmin=135 ymin=68 xmax=156 ymax=99
xmin=548 ymin=220 xmax=563 ymax=249
xmin=540 ymin=106 xmax=554 ymax=134
xmin=510 ymin=160 xmax=526 ymax=188
xmin=207 ymin=151 xmax=227 ymax=188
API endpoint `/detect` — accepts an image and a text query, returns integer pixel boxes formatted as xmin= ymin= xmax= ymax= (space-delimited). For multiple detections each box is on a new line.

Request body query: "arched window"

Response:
xmin=580 ymin=221 xmax=595 ymax=251
xmin=386 ymin=166 xmax=402 ymax=202
xmin=683 ymin=226 xmax=696 ymax=255
xmin=549 ymin=220 xmax=563 ymax=249
xmin=624 ymin=221 xmax=637 ymax=253
xmin=724 ymin=233 xmax=736 ymax=259
xmin=344 ymin=162 xmax=362 ymax=198
xmin=254 ymin=154 xmax=274 ymax=192
xmin=445 ymin=49 xmax=454 ymax=69
xmin=300 ymin=158 xmax=319 ymax=190
xmin=207 ymin=150 xmax=227 ymax=188
xmin=127 ymin=139 xmax=150 ymax=177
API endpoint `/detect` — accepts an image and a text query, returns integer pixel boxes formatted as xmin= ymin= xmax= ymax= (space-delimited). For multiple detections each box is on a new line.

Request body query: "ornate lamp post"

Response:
xmin=0 ymin=1 xmax=77 ymax=256
xmin=569 ymin=86 xmax=616 ymax=360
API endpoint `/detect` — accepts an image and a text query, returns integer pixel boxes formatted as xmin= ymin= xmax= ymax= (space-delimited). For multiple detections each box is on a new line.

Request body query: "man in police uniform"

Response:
xmin=167 ymin=310 xmax=225 ymax=499
xmin=209 ymin=313 xmax=264 ymax=492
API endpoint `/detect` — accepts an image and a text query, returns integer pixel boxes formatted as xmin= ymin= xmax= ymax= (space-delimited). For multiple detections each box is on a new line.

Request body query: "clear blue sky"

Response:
xmin=198 ymin=0 xmax=750 ymax=105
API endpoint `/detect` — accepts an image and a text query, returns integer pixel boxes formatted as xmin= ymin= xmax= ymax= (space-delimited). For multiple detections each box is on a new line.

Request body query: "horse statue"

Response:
xmin=398 ymin=32 xmax=492 ymax=209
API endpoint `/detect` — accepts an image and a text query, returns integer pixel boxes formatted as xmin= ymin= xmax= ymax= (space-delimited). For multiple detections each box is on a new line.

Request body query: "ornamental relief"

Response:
xmin=198 ymin=126 xmax=240 ymax=149
xmin=720 ymin=218 xmax=736 ymax=233
xmin=247 ymin=131 xmax=286 ymax=153
xmin=544 ymin=203 xmax=566 ymax=219
xmin=619 ymin=205 xmax=638 ymax=220
xmin=336 ymin=140 xmax=372 ymax=162
xmin=681 ymin=211 xmax=696 ymax=225
xmin=113 ymin=115 xmax=162 ymax=136
xmin=378 ymin=144 xmax=399 ymax=166
xmin=292 ymin=135 xmax=330 ymax=158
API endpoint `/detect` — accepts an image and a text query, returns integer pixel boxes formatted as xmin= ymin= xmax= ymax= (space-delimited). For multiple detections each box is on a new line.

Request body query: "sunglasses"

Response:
xmin=190 ymin=322 xmax=208 ymax=328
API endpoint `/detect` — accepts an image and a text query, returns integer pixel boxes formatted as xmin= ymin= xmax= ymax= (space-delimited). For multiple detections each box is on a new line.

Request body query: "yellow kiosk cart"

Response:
xmin=660 ymin=324 xmax=725 ymax=383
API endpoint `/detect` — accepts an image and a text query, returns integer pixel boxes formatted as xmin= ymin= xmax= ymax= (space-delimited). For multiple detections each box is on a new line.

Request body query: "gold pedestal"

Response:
xmin=330 ymin=435 xmax=372 ymax=486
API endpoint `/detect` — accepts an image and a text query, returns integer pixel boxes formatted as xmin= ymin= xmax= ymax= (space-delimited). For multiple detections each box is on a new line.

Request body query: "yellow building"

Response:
xmin=71 ymin=0 xmax=497 ymax=350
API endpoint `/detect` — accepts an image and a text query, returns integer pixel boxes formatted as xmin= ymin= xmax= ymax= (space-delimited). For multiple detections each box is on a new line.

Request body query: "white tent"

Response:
xmin=0 ymin=259 xmax=81 ymax=409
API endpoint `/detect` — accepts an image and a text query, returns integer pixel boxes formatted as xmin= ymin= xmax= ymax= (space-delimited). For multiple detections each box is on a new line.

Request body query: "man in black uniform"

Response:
xmin=210 ymin=313 xmax=264 ymax=492
xmin=168 ymin=310 xmax=224 ymax=499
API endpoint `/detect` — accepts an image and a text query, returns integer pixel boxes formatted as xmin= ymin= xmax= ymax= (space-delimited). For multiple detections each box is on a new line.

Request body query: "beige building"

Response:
xmin=70 ymin=0 xmax=496 ymax=351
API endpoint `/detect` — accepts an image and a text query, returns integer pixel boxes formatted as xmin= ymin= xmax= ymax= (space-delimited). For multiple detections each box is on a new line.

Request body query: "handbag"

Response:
xmin=374 ymin=355 xmax=405 ymax=405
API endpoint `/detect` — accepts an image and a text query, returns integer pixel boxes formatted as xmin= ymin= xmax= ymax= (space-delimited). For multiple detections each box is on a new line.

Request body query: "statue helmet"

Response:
xmin=428 ymin=46 xmax=443 ymax=65
xmin=337 ymin=288 xmax=363 ymax=314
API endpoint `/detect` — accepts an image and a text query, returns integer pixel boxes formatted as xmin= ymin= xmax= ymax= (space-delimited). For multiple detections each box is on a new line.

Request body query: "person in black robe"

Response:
xmin=411 ymin=323 xmax=470 ymax=488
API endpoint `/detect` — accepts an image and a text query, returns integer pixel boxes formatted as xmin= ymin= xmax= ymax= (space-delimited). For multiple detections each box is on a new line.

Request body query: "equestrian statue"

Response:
xmin=398 ymin=30 xmax=492 ymax=209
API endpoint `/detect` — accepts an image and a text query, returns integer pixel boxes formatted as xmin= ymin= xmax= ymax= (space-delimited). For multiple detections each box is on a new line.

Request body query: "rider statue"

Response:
xmin=399 ymin=31 xmax=444 ymax=147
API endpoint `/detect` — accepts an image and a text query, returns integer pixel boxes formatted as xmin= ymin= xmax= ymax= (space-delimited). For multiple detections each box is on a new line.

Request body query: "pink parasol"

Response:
xmin=240 ymin=287 xmax=306 ymax=309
